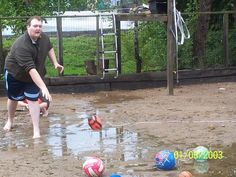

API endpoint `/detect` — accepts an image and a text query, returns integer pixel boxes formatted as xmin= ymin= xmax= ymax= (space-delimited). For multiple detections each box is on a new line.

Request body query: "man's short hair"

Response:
xmin=26 ymin=16 xmax=42 ymax=26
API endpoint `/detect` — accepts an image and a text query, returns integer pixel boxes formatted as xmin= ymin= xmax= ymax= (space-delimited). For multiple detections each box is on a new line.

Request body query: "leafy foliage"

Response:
xmin=229 ymin=27 xmax=236 ymax=66
xmin=120 ymin=30 xmax=136 ymax=73
xmin=0 ymin=0 xmax=99 ymax=34
xmin=138 ymin=22 xmax=167 ymax=71
xmin=205 ymin=30 xmax=224 ymax=68
xmin=1 ymin=0 xmax=236 ymax=77
xmin=212 ymin=0 xmax=235 ymax=11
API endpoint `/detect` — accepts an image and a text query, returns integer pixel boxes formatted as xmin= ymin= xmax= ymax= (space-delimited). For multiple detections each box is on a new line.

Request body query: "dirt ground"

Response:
xmin=0 ymin=82 xmax=236 ymax=177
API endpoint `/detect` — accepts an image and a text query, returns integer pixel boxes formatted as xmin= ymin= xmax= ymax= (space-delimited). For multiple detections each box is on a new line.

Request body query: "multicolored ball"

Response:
xmin=178 ymin=171 xmax=193 ymax=177
xmin=193 ymin=146 xmax=209 ymax=162
xmin=155 ymin=150 xmax=176 ymax=170
xmin=88 ymin=115 xmax=102 ymax=131
xmin=193 ymin=161 xmax=209 ymax=174
xmin=83 ymin=157 xmax=105 ymax=177
xmin=109 ymin=174 xmax=121 ymax=177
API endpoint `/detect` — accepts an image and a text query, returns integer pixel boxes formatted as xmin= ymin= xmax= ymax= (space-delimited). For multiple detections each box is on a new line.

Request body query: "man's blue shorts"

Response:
xmin=5 ymin=70 xmax=40 ymax=101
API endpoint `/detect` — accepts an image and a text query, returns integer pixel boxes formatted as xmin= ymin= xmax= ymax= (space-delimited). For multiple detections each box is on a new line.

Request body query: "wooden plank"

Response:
xmin=177 ymin=68 xmax=236 ymax=79
xmin=41 ymin=67 xmax=236 ymax=86
xmin=116 ymin=14 xmax=167 ymax=22
xmin=46 ymin=72 xmax=168 ymax=86
xmin=44 ymin=67 xmax=236 ymax=86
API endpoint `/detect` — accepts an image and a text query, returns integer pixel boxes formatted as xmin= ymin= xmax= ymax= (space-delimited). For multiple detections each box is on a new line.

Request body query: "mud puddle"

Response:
xmin=0 ymin=87 xmax=236 ymax=177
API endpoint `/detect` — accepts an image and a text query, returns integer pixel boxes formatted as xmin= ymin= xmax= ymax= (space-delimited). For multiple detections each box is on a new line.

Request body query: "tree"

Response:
xmin=0 ymin=0 xmax=54 ymax=34
xmin=192 ymin=0 xmax=213 ymax=68
xmin=0 ymin=0 xmax=99 ymax=34
xmin=234 ymin=0 xmax=236 ymax=25
xmin=192 ymin=0 xmax=235 ymax=68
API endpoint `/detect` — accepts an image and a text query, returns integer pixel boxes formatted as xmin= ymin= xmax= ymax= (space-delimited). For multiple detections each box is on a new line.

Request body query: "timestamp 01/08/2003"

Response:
xmin=174 ymin=150 xmax=224 ymax=160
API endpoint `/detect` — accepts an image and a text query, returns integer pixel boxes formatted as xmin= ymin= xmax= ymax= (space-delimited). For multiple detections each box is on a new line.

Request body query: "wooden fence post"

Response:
xmin=167 ymin=0 xmax=175 ymax=95
xmin=134 ymin=21 xmax=141 ymax=73
xmin=115 ymin=15 xmax=121 ymax=73
xmin=223 ymin=13 xmax=229 ymax=67
xmin=0 ymin=19 xmax=4 ymax=74
xmin=56 ymin=16 xmax=64 ymax=76
xmin=96 ymin=15 xmax=100 ymax=74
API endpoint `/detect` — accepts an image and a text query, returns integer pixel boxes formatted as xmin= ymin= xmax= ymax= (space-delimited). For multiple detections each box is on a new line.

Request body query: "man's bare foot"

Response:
xmin=33 ymin=133 xmax=41 ymax=139
xmin=33 ymin=128 xmax=41 ymax=139
xmin=3 ymin=120 xmax=13 ymax=131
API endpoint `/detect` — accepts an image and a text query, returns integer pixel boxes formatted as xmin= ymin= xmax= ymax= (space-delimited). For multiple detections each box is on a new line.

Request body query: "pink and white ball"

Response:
xmin=83 ymin=157 xmax=105 ymax=177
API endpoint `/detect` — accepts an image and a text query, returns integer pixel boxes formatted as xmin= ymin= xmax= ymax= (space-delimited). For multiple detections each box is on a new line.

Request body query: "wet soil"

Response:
xmin=0 ymin=82 xmax=236 ymax=177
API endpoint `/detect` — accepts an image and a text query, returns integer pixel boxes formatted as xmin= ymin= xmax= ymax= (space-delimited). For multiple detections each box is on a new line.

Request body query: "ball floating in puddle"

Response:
xmin=83 ymin=157 xmax=105 ymax=177
xmin=193 ymin=146 xmax=209 ymax=162
xmin=193 ymin=161 xmax=209 ymax=174
xmin=88 ymin=115 xmax=102 ymax=131
xmin=155 ymin=150 xmax=176 ymax=170
xmin=109 ymin=174 xmax=121 ymax=177
xmin=178 ymin=171 xmax=193 ymax=177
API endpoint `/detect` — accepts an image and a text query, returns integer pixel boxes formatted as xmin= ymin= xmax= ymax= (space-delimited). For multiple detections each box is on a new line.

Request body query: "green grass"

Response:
xmin=46 ymin=35 xmax=97 ymax=77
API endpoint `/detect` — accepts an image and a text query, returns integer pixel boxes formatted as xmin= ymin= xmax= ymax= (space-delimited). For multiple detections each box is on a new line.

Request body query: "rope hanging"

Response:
xmin=173 ymin=0 xmax=190 ymax=83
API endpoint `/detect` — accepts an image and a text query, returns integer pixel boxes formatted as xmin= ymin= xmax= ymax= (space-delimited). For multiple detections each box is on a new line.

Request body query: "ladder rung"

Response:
xmin=103 ymin=50 xmax=117 ymax=54
xmin=99 ymin=51 xmax=116 ymax=54
xmin=99 ymin=57 xmax=115 ymax=60
xmin=102 ymin=43 xmax=116 ymax=47
xmin=104 ymin=68 xmax=118 ymax=71
xmin=102 ymin=33 xmax=116 ymax=36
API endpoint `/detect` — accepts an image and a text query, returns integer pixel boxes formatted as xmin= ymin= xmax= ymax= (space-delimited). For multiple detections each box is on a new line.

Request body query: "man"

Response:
xmin=4 ymin=16 xmax=64 ymax=138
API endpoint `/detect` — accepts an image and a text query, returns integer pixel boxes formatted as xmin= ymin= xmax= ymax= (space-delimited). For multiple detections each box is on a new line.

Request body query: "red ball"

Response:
xmin=88 ymin=115 xmax=102 ymax=131
xmin=83 ymin=157 xmax=105 ymax=177
xmin=178 ymin=171 xmax=193 ymax=177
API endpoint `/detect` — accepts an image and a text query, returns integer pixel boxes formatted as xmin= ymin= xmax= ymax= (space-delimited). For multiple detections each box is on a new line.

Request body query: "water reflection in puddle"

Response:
xmin=47 ymin=112 xmax=140 ymax=161
xmin=0 ymin=108 xmax=236 ymax=176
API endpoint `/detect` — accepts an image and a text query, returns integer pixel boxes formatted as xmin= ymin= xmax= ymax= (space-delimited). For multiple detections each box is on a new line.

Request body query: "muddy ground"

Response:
xmin=0 ymin=82 xmax=236 ymax=177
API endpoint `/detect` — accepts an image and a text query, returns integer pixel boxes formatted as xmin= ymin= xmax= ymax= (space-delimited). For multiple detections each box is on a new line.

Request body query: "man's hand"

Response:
xmin=55 ymin=63 xmax=64 ymax=74
xmin=41 ymin=87 xmax=52 ymax=102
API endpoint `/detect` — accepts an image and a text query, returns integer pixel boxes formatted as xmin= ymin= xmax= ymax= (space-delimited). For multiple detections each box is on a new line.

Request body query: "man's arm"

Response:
xmin=48 ymin=48 xmax=64 ymax=74
xmin=29 ymin=68 xmax=52 ymax=101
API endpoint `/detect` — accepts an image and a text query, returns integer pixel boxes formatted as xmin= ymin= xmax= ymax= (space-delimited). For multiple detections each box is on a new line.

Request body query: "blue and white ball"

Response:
xmin=109 ymin=174 xmax=121 ymax=177
xmin=155 ymin=150 xmax=176 ymax=170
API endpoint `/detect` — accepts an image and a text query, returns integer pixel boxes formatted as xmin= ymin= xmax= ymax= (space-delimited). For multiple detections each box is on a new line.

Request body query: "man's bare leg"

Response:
xmin=40 ymin=102 xmax=48 ymax=117
xmin=3 ymin=99 xmax=17 ymax=131
xmin=18 ymin=101 xmax=29 ymax=110
xmin=28 ymin=100 xmax=41 ymax=139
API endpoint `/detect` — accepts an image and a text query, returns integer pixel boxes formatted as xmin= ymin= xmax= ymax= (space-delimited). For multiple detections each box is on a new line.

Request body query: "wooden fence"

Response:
xmin=0 ymin=9 xmax=235 ymax=94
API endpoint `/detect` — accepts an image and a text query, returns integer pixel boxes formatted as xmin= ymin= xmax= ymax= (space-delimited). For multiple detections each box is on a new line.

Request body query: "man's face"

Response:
xmin=27 ymin=18 xmax=42 ymax=40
